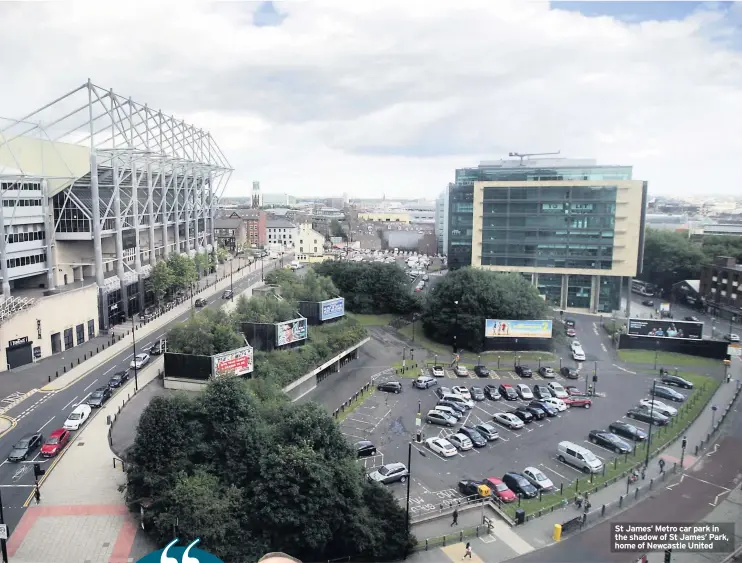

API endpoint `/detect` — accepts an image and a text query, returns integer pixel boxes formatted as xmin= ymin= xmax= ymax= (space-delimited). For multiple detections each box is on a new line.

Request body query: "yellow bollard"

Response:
xmin=553 ymin=523 xmax=562 ymax=542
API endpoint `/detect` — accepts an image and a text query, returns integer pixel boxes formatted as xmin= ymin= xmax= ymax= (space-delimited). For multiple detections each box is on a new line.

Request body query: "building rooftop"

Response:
xmin=477 ymin=158 xmax=602 ymax=169
xmin=215 ymin=218 xmax=243 ymax=229
xmin=267 ymin=219 xmax=297 ymax=229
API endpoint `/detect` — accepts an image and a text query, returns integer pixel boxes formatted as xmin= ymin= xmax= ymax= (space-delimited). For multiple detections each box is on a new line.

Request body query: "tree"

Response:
xmin=216 ymin=246 xmax=230 ymax=264
xmin=422 ymin=268 xmax=551 ymax=352
xmin=640 ymin=229 xmax=705 ymax=292
xmin=193 ymin=251 xmax=210 ymax=279
xmin=167 ymin=253 xmax=197 ymax=291
xmin=166 ymin=310 xmax=243 ymax=356
xmin=329 ymin=219 xmax=346 ymax=240
xmin=148 ymin=261 xmax=174 ymax=304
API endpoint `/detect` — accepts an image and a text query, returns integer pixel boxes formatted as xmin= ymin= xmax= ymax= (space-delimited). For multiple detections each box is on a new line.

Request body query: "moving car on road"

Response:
xmin=483 ymin=477 xmax=517 ymax=503
xmin=474 ymin=365 xmax=490 ymax=377
xmin=516 ymin=384 xmax=533 ymax=400
xmin=64 ymin=404 xmax=92 ymax=431
xmin=627 ymin=405 xmax=669 ymax=426
xmin=639 ymin=399 xmax=678 ymax=417
xmin=515 ymin=365 xmax=533 ymax=378
xmin=194 ymin=298 xmax=208 ymax=308
xmin=458 ymin=480 xmax=491 ymax=498
xmin=641 ymin=299 xmax=655 ymax=307
xmin=725 ymin=333 xmax=740 ymax=342
xmin=368 ymin=462 xmax=408 ymax=484
xmin=425 ymin=437 xmax=457 ymax=457
xmin=608 ymin=421 xmax=648 ymax=441
xmin=588 ymin=430 xmax=632 ymax=453
xmin=108 ymin=370 xmax=130 ymax=388
xmin=522 ymin=467 xmax=556 ymax=492
xmin=377 ymin=381 xmax=403 ymax=394
xmin=448 ymin=434 xmax=473 ymax=451
xmin=538 ymin=366 xmax=555 ymax=378
xmin=8 ymin=433 xmax=43 ymax=462
xmin=572 ymin=347 xmax=586 ymax=361
xmin=431 ymin=365 xmax=445 ymax=377
xmin=564 ymin=396 xmax=592 ymax=409
xmin=41 ymin=429 xmax=70 ymax=458
xmin=130 ymin=353 xmax=150 ymax=370
xmin=566 ymin=327 xmax=576 ymax=337
xmin=147 ymin=340 xmax=165 ymax=355
xmin=684 ymin=316 xmax=699 ymax=322
xmin=222 ymin=289 xmax=233 ymax=299
xmin=87 ymin=386 xmax=112 ymax=408
xmin=650 ymin=385 xmax=686 ymax=403
xmin=494 ymin=412 xmax=524 ymax=429
xmin=484 ymin=385 xmax=501 ymax=400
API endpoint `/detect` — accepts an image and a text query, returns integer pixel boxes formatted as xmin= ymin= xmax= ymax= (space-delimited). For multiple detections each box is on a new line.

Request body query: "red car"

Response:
xmin=566 ymin=327 xmax=576 ymax=337
xmin=41 ymin=428 xmax=70 ymax=458
xmin=565 ymin=397 xmax=592 ymax=409
xmin=565 ymin=386 xmax=584 ymax=396
xmin=483 ymin=477 xmax=517 ymax=503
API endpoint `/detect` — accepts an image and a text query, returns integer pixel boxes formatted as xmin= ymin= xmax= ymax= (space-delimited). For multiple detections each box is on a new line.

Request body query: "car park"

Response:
xmin=458 ymin=480 xmax=491 ymax=498
xmin=413 ymin=375 xmax=437 ymax=389
xmin=8 ymin=433 xmax=43 ymax=462
xmin=564 ymin=396 xmax=592 ymax=409
xmin=511 ymin=407 xmax=534 ymax=423
xmin=557 ymin=441 xmax=603 ymax=473
xmin=650 ymin=385 xmax=685 ymax=403
xmin=609 ymin=421 xmax=648 ymax=441
xmin=588 ymin=430 xmax=632 ymax=453
xmin=130 ymin=353 xmax=150 ymax=370
xmin=108 ymin=370 xmax=130 ymax=388
xmin=459 ymin=426 xmax=487 ymax=448
xmin=448 ymin=434 xmax=473 ymax=451
xmin=516 ymin=384 xmax=533 ymax=400
xmin=356 ymin=441 xmax=377 ymax=457
xmin=533 ymin=385 xmax=552 ymax=400
xmin=64 ymin=404 xmax=92 ymax=431
xmin=41 ymin=429 xmax=70 ymax=458
xmin=530 ymin=400 xmax=557 ymax=417
xmin=524 ymin=405 xmax=546 ymax=420
xmin=441 ymin=393 xmax=474 ymax=409
xmin=538 ymin=366 xmax=556 ymax=378
xmin=547 ymin=382 xmax=568 ymax=399
xmin=502 ymin=472 xmax=538 ymax=498
xmin=377 ymin=381 xmax=403 ymax=394
xmin=434 ymin=405 xmax=463 ymax=420
xmin=469 ymin=386 xmax=485 ymax=401
xmin=661 ymin=374 xmax=694 ymax=389
xmin=426 ymin=410 xmax=457 ymax=427
xmin=474 ymin=423 xmax=500 ymax=441
xmin=639 ymin=398 xmax=678 ymax=417
xmin=627 ymin=405 xmax=669 ymax=425
xmin=494 ymin=412 xmax=524 ymax=429
xmin=474 ymin=365 xmax=490 ymax=377
xmin=437 ymin=399 xmax=467 ymax=415
xmin=431 ymin=365 xmax=445 ymax=377
xmin=484 ymin=385 xmax=501 ymax=400
xmin=560 ymin=367 xmax=579 ymax=379
xmin=87 ymin=386 xmax=112 ymax=408
xmin=368 ymin=462 xmax=408 ymax=484
xmin=194 ymin=298 xmax=207 ymax=308
xmin=542 ymin=397 xmax=567 ymax=412
xmin=454 ymin=365 xmax=469 ymax=377
xmin=426 ymin=437 xmax=457 ymax=457
xmin=498 ymin=384 xmax=518 ymax=400
xmin=523 ymin=466 xmax=556 ymax=492
xmin=515 ymin=365 xmax=533 ymax=378
xmin=483 ymin=477 xmax=517 ymax=503
xmin=451 ymin=386 xmax=472 ymax=400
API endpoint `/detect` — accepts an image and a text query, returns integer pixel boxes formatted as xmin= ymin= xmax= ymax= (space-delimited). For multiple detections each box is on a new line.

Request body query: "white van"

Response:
xmin=556 ymin=441 xmax=603 ymax=473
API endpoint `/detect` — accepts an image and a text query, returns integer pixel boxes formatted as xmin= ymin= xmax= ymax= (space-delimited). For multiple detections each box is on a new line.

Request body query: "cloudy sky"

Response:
xmin=0 ymin=1 xmax=740 ymax=200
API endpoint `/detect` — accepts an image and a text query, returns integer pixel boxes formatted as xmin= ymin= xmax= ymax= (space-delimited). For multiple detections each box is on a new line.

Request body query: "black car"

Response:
xmin=511 ymin=407 xmax=534 ymax=423
xmin=560 ymin=367 xmax=579 ymax=380
xmin=651 ymin=385 xmax=686 ymax=403
xmin=458 ymin=479 xmax=486 ymax=497
xmin=608 ymin=421 xmax=648 ymax=441
xmin=474 ymin=423 xmax=500 ymax=441
xmin=87 ymin=386 xmax=112 ymax=408
xmin=194 ymin=298 xmax=208 ymax=308
xmin=469 ymin=386 xmax=485 ymax=401
xmin=564 ymin=318 xmax=576 ymax=328
xmin=498 ymin=384 xmax=518 ymax=401
xmin=515 ymin=365 xmax=533 ymax=378
xmin=148 ymin=340 xmax=165 ymax=355
xmin=533 ymin=385 xmax=552 ymax=400
xmin=641 ymin=299 xmax=655 ymax=307
xmin=108 ymin=370 xmax=130 ymax=388
xmin=588 ymin=430 xmax=632 ymax=454
xmin=459 ymin=426 xmax=487 ymax=448
xmin=661 ymin=374 xmax=694 ymax=389
xmin=8 ymin=432 xmax=43 ymax=462
xmin=377 ymin=381 xmax=403 ymax=394
xmin=437 ymin=400 xmax=467 ymax=414
xmin=356 ymin=441 xmax=377 ymax=458
xmin=684 ymin=316 xmax=699 ymax=322
xmin=524 ymin=406 xmax=546 ymax=420
xmin=484 ymin=385 xmax=501 ymax=400
xmin=627 ymin=406 xmax=669 ymax=426
xmin=222 ymin=289 xmax=233 ymax=299
xmin=502 ymin=472 xmax=538 ymax=499
xmin=530 ymin=400 xmax=557 ymax=417
xmin=474 ymin=365 xmax=490 ymax=377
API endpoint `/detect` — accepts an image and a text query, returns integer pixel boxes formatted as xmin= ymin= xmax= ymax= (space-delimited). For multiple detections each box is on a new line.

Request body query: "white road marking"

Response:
xmin=551 ymin=457 xmax=584 ymax=474
xmin=83 ymin=379 xmax=99 ymax=392
xmin=80 ymin=392 xmax=92 ymax=404
xmin=613 ymin=364 xmax=638 ymax=375
xmin=601 ymin=343 xmax=607 ymax=353
xmin=0 ymin=484 xmax=35 ymax=488
xmin=62 ymin=396 xmax=79 ymax=410
xmin=540 ymin=463 xmax=568 ymax=480
xmin=38 ymin=416 xmax=56 ymax=433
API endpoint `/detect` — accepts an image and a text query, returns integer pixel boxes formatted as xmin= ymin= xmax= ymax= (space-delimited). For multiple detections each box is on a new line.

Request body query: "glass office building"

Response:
xmin=448 ymin=158 xmax=647 ymax=313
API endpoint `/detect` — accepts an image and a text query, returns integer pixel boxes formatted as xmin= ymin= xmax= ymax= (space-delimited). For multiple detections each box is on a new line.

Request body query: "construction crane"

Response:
xmin=508 ymin=151 xmax=561 ymax=165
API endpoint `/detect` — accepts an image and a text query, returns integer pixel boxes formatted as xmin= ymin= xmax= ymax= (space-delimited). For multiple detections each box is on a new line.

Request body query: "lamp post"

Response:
xmin=131 ymin=307 xmax=139 ymax=392
xmin=405 ymin=441 xmax=412 ymax=535
xmin=0 ymin=487 xmax=8 ymax=562
xmin=645 ymin=380 xmax=657 ymax=468
xmin=453 ymin=300 xmax=459 ymax=354
xmin=654 ymin=340 xmax=659 ymax=370
xmin=230 ymin=259 xmax=234 ymax=301
xmin=261 ymin=253 xmax=264 ymax=281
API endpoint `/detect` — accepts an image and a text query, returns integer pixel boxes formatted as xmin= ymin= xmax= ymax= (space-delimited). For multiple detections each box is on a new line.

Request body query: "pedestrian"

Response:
xmin=462 ymin=542 xmax=472 ymax=560
xmin=727 ymin=372 xmax=732 ymax=384
xmin=451 ymin=508 xmax=458 ymax=527
xmin=34 ymin=486 xmax=41 ymax=505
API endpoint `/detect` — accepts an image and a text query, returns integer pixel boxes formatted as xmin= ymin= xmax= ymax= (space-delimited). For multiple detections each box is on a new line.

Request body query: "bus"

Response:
xmin=631 ymin=280 xmax=655 ymax=297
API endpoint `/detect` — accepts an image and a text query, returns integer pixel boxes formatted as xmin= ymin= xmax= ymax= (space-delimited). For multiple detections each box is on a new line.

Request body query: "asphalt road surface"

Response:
xmin=0 ymin=258 xmax=281 ymax=536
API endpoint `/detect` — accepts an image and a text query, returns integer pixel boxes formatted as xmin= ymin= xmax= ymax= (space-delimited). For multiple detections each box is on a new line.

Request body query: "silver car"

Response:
xmin=414 ymin=375 xmax=438 ymax=389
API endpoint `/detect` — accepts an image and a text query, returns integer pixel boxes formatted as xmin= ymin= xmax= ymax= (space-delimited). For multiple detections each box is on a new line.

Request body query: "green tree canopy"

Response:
xmin=166 ymin=309 xmax=244 ymax=356
xmin=126 ymin=379 xmax=414 ymax=562
xmin=148 ymin=260 xmax=174 ymax=304
xmin=265 ymin=268 xmax=338 ymax=302
xmin=167 ymin=253 xmax=198 ymax=290
xmin=329 ymin=219 xmax=346 ymax=240
xmin=640 ymin=229 xmax=705 ymax=291
xmin=422 ymin=268 xmax=552 ymax=352
xmin=232 ymin=294 xmax=299 ymax=324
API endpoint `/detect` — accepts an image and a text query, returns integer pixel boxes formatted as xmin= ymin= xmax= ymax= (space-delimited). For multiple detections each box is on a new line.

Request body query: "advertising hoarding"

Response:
xmin=276 ymin=317 xmax=308 ymax=346
xmin=485 ymin=319 xmax=553 ymax=339
xmin=211 ymin=345 xmax=254 ymax=379
xmin=319 ymin=298 xmax=345 ymax=321
xmin=626 ymin=319 xmax=703 ymax=340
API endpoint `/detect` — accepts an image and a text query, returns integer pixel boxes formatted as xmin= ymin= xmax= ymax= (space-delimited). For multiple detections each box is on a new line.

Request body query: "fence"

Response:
xmin=415 ymin=523 xmax=491 ymax=552
xmin=410 ymin=494 xmax=483 ymax=524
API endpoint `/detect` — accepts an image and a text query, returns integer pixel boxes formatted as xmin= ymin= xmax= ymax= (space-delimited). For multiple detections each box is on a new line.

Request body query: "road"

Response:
xmin=0 ymin=257 xmax=284 ymax=537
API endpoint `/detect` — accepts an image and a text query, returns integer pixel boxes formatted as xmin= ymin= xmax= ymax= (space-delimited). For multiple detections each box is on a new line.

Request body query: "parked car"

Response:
xmin=221 ymin=289 xmax=233 ymax=299
xmin=437 ymin=399 xmax=467 ymax=414
xmin=64 ymin=404 xmax=92 ymax=431
xmin=522 ymin=466 xmax=556 ymax=492
xmin=542 ymin=397 xmax=567 ymax=412
xmin=469 ymin=386 xmax=485 ymax=401
xmin=356 ymin=441 xmax=377 ymax=457
xmin=557 ymin=441 xmax=604 ymax=473
xmin=661 ymin=374 xmax=694 ymax=389
xmin=425 ymin=437 xmax=457 ymax=457
xmin=368 ymin=463 xmax=408 ymax=484
xmin=511 ymin=407 xmax=534 ymax=424
xmin=413 ymin=375 xmax=437 ymax=389
xmin=448 ymin=433 xmax=473 ymax=451
xmin=435 ymin=386 xmax=453 ymax=400
xmin=484 ymin=385 xmax=501 ymax=400
xmin=566 ymin=327 xmax=577 ymax=337
xmin=459 ymin=426 xmax=487 ymax=448
xmin=608 ymin=421 xmax=648 ymax=441
xmin=130 ymin=353 xmax=150 ymax=370
xmin=641 ymin=299 xmax=655 ymax=307
xmin=565 ymin=386 xmax=584 ymax=396
xmin=434 ymin=405 xmax=463 ymax=420
xmin=498 ymin=384 xmax=518 ymax=400
xmin=516 ymin=384 xmax=533 ymax=400
xmin=194 ymin=298 xmax=208 ymax=308
xmin=451 ymin=386 xmax=472 ymax=400
xmin=524 ymin=405 xmax=546 ymax=420
xmin=560 ymin=367 xmax=579 ymax=379
xmin=431 ymin=365 xmax=445 ymax=377
xmin=494 ymin=412 xmax=524 ymax=429
xmin=474 ymin=423 xmax=499 ymax=441
xmin=454 ymin=365 xmax=469 ymax=377
xmin=564 ymin=396 xmax=592 ymax=409
xmin=725 ymin=333 xmax=740 ymax=342
xmin=530 ymin=400 xmax=558 ymax=417
xmin=425 ymin=410 xmax=457 ymax=427
xmin=639 ymin=399 xmax=678 ymax=417
xmin=547 ymin=382 xmax=569 ymax=399
xmin=108 ymin=370 xmax=130 ymax=388
xmin=627 ymin=405 xmax=669 ymax=426
xmin=539 ymin=366 xmax=556 ymax=379
xmin=588 ymin=430 xmax=632 ymax=453
xmin=377 ymin=381 xmax=403 ymax=394
xmin=684 ymin=316 xmax=699 ymax=322
xmin=474 ymin=365 xmax=491 ymax=377
xmin=651 ymin=385 xmax=686 ymax=403
xmin=441 ymin=393 xmax=474 ymax=410
xmin=514 ymin=365 xmax=533 ymax=378
xmin=458 ymin=479 xmax=491 ymax=498
xmin=483 ymin=477 xmax=517 ymax=503
xmin=87 ymin=386 xmax=112 ymax=408
xmin=8 ymin=433 xmax=43 ymax=462
xmin=40 ymin=428 xmax=70 ymax=458
xmin=533 ymin=385 xmax=552 ymax=400
xmin=148 ymin=340 xmax=165 ymax=355
xmin=502 ymin=472 xmax=538 ymax=499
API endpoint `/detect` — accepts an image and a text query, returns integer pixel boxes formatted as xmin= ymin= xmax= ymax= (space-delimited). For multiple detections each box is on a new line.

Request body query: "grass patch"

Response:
xmin=499 ymin=372 xmax=720 ymax=520
xmin=618 ymin=350 xmax=723 ymax=368
xmin=336 ymin=387 xmax=376 ymax=423
xmin=347 ymin=313 xmax=397 ymax=326
xmin=391 ymin=361 xmax=423 ymax=377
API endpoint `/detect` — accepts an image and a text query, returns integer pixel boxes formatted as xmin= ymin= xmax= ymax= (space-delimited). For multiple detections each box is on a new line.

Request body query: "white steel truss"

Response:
xmin=0 ymin=79 xmax=233 ymax=306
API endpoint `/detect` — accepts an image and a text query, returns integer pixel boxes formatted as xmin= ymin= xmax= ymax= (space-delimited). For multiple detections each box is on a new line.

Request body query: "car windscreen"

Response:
xmin=534 ymin=473 xmax=546 ymax=481
xmin=583 ymin=452 xmax=598 ymax=462
xmin=68 ymin=413 xmax=81 ymax=420
xmin=91 ymin=392 xmax=102 ymax=399
xmin=378 ymin=466 xmax=392 ymax=475
xmin=47 ymin=437 xmax=60 ymax=444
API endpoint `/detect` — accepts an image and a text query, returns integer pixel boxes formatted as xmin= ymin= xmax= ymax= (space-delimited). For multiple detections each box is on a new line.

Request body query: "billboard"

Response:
xmin=276 ymin=317 xmax=308 ymax=346
xmin=211 ymin=345 xmax=254 ymax=379
xmin=627 ymin=319 xmax=703 ymax=340
xmin=320 ymin=298 xmax=345 ymax=321
xmin=485 ymin=319 xmax=553 ymax=339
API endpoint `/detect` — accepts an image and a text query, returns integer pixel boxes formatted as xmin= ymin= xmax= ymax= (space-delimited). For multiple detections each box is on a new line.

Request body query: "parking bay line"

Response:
xmin=540 ymin=463 xmax=569 ymax=481
xmin=412 ymin=442 xmax=449 ymax=463
xmin=551 ymin=457 xmax=585 ymax=475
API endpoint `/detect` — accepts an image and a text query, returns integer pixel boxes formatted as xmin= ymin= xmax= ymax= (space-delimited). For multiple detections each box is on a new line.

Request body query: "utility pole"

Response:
xmin=405 ymin=442 xmax=412 ymax=535
xmin=261 ymin=254 xmax=264 ymax=281
xmin=453 ymin=300 xmax=459 ymax=353
xmin=230 ymin=259 xmax=234 ymax=301
xmin=645 ymin=380 xmax=657 ymax=468
xmin=0 ymin=487 xmax=8 ymax=562
xmin=132 ymin=312 xmax=139 ymax=392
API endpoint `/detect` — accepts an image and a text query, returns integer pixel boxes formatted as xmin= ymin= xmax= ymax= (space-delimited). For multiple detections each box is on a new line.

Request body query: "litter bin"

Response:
xmin=515 ymin=509 xmax=526 ymax=525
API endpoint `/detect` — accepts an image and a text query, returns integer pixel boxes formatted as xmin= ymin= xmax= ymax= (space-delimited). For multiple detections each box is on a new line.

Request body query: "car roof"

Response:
xmin=71 ymin=404 xmax=90 ymax=413
xmin=485 ymin=476 xmax=504 ymax=483
xmin=501 ymin=383 xmax=513 ymax=388
xmin=384 ymin=462 xmax=406 ymax=470
xmin=356 ymin=440 xmax=373 ymax=447
xmin=524 ymin=466 xmax=542 ymax=473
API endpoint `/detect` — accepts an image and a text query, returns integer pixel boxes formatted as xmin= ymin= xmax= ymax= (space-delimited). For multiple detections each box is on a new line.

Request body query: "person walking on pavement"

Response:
xmin=462 ymin=542 xmax=472 ymax=560
xmin=451 ymin=507 xmax=458 ymax=527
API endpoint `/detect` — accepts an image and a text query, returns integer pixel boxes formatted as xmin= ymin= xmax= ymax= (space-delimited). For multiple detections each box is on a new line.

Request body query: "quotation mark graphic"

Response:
xmin=161 ymin=538 xmax=202 ymax=563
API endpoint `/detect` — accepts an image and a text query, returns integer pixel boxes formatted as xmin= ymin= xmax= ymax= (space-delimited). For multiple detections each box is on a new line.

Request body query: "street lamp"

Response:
xmin=645 ymin=380 xmax=657 ymax=468
xmin=453 ymin=300 xmax=459 ymax=354
xmin=261 ymin=253 xmax=264 ymax=282
xmin=0 ymin=487 xmax=8 ymax=562
xmin=131 ymin=303 xmax=139 ymax=392
xmin=230 ymin=259 xmax=234 ymax=301
xmin=654 ymin=340 xmax=660 ymax=370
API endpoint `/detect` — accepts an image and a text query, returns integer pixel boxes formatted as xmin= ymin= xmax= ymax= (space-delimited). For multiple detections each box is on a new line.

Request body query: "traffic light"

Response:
xmin=664 ymin=548 xmax=672 ymax=563
xmin=33 ymin=463 xmax=45 ymax=479
xmin=592 ymin=374 xmax=598 ymax=383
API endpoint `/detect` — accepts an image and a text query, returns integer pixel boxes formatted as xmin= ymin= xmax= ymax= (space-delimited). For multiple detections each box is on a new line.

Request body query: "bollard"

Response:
xmin=601 ymin=504 xmax=606 ymax=516
xmin=459 ymin=531 xmax=463 ymax=542
xmin=575 ymin=478 xmax=579 ymax=492
xmin=48 ymin=375 xmax=51 ymax=383
xmin=56 ymin=371 xmax=59 ymax=378
xmin=63 ymin=366 xmax=66 ymax=373
xmin=619 ymin=495 xmax=623 ymax=508
xmin=97 ymin=347 xmax=99 ymax=353
xmin=71 ymin=362 xmax=74 ymax=369
xmin=560 ymin=483 xmax=563 ymax=495
xmin=635 ymin=487 xmax=639 ymax=499
xmin=614 ymin=458 xmax=618 ymax=470
xmin=77 ymin=358 xmax=80 ymax=365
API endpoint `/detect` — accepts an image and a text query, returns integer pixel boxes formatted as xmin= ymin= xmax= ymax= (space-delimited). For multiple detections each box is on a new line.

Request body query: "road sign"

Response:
xmin=0 ymin=523 xmax=7 ymax=540
xmin=728 ymin=343 xmax=741 ymax=357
